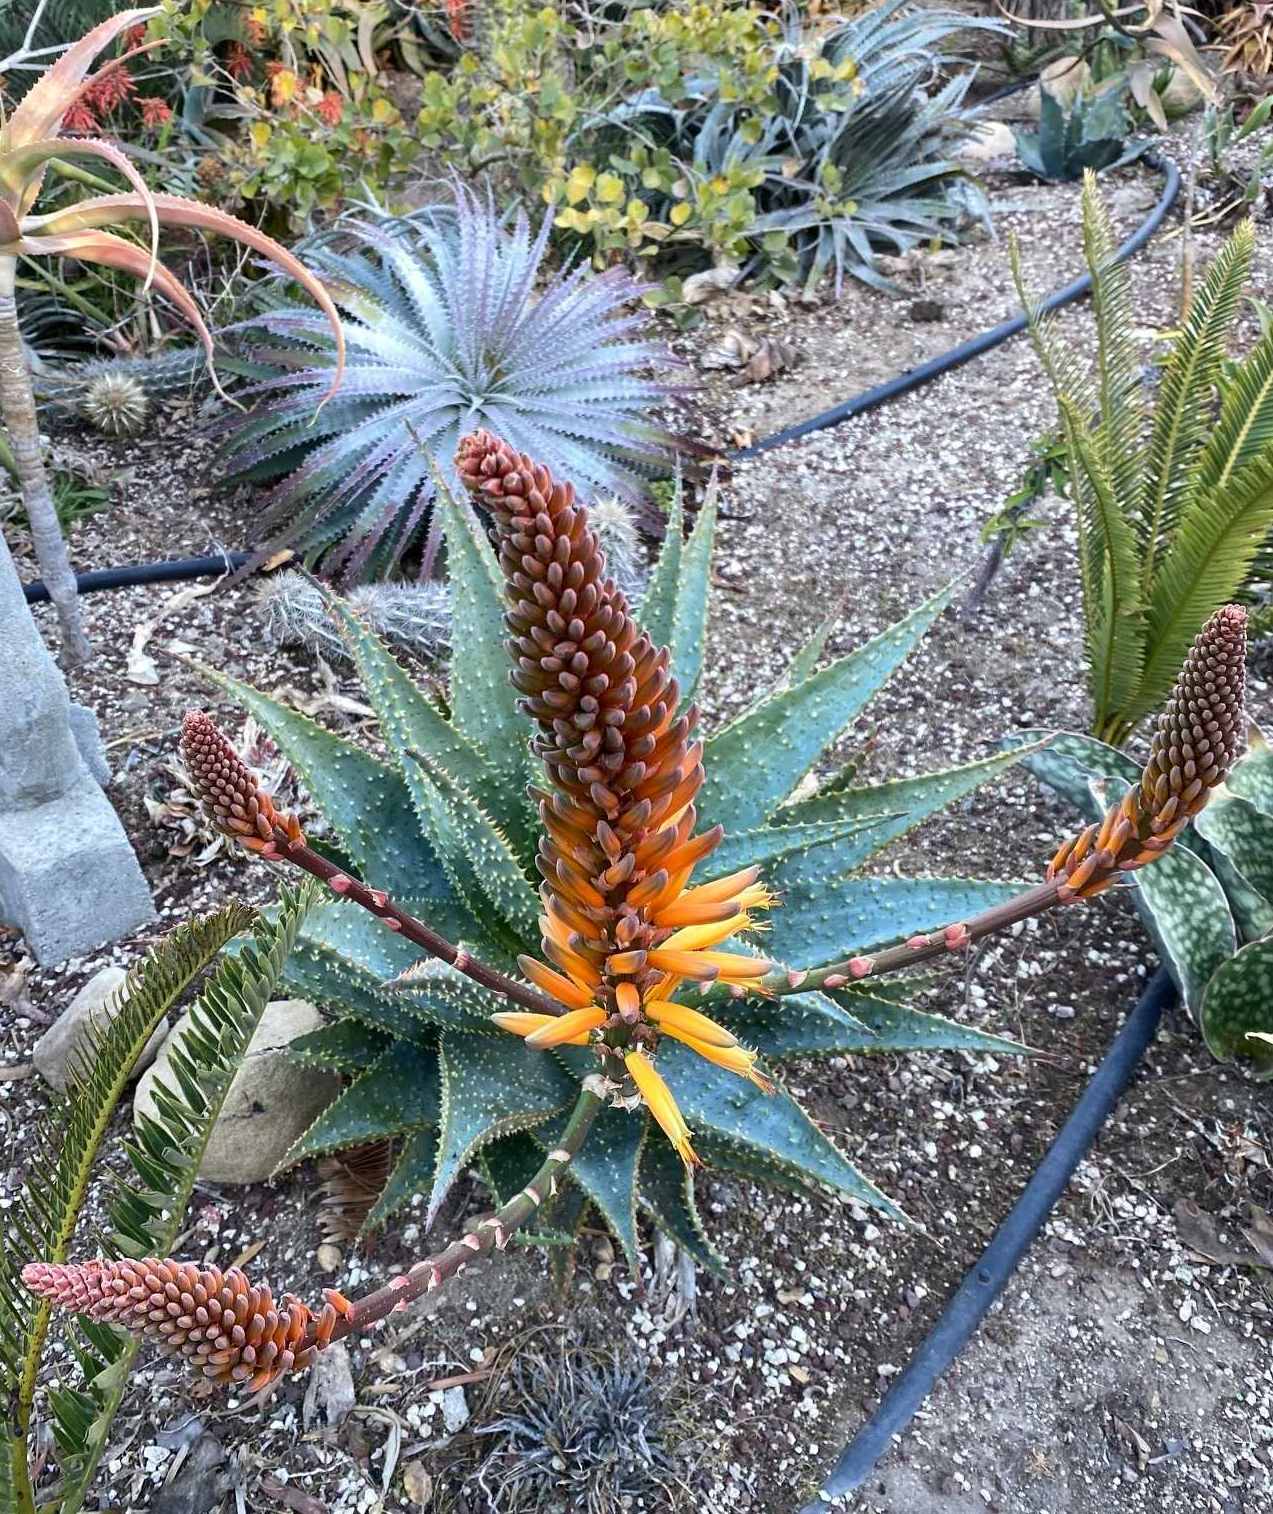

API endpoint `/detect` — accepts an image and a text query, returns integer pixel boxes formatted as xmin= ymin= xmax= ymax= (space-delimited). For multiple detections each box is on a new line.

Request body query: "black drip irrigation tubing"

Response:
xmin=22 ymin=549 xmax=250 ymax=605
xmin=799 ymin=967 xmax=1177 ymax=1510
xmin=734 ymin=153 xmax=1180 ymax=460
xmin=16 ymin=154 xmax=1185 ymax=1499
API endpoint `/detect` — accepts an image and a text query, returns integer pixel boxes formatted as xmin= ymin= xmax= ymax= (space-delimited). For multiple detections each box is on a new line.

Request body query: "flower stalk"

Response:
xmin=22 ymin=1086 xmax=602 ymax=1391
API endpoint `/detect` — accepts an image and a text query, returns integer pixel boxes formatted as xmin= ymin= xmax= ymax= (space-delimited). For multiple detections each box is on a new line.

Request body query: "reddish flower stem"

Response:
xmin=300 ymin=1085 xmax=602 ymax=1353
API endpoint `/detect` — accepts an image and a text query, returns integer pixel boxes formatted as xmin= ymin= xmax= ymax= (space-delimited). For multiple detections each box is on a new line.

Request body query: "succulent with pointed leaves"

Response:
xmin=27 ymin=432 xmax=1250 ymax=1400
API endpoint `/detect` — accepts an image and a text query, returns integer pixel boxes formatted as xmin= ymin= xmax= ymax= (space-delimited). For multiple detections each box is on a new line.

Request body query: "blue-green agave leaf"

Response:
xmin=280 ymin=1043 xmax=441 ymax=1170
xmin=659 ymin=1042 xmax=904 ymax=1220
xmin=1199 ymin=934 xmax=1273 ymax=1076
xmin=428 ymin=1033 xmax=575 ymax=1227
xmin=698 ymin=579 xmax=955 ymax=833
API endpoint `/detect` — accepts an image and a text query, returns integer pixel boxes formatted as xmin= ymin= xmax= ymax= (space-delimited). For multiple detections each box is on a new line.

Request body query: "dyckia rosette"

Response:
xmin=456 ymin=428 xmax=774 ymax=1164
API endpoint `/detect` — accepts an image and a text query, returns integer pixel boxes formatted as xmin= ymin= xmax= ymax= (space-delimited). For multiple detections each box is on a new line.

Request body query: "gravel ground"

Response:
xmin=2 ymin=135 xmax=1273 ymax=1514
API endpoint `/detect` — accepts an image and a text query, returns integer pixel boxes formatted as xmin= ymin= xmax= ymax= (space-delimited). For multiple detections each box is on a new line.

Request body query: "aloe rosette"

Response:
xmin=178 ymin=466 xmax=1037 ymax=1269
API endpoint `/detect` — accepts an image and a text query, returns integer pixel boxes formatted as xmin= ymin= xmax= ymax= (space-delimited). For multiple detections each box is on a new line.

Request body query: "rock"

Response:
xmin=441 ymin=1385 xmax=470 ymax=1434
xmin=33 ymin=965 xmax=163 ymax=1093
xmin=304 ymin=1339 xmax=356 ymax=1428
xmin=1160 ymin=64 xmax=1205 ymax=119
xmin=150 ymin=1434 xmax=229 ymax=1514
xmin=910 ymin=299 xmax=946 ymax=324
xmin=682 ymin=264 xmax=741 ymax=305
xmin=134 ymin=999 xmax=339 ymax=1185
xmin=955 ymin=121 xmax=1017 ymax=163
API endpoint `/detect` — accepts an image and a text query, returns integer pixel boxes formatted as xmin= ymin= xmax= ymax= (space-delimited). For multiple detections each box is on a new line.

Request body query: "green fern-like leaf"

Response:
xmin=0 ymin=904 xmax=255 ymax=1510
xmin=48 ymin=887 xmax=316 ymax=1513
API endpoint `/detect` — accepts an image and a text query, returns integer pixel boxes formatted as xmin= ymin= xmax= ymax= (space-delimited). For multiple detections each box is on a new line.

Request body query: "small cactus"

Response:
xmin=82 ymin=371 xmax=149 ymax=437
xmin=251 ymin=572 xmax=452 ymax=664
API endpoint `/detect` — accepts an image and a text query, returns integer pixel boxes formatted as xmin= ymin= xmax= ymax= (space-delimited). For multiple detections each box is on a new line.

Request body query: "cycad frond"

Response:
xmin=1079 ymin=172 xmax=1145 ymax=527
xmin=0 ymin=903 xmax=255 ymax=1493
xmin=1058 ymin=395 xmax=1147 ymax=728
xmin=1196 ymin=323 xmax=1273 ymax=494
xmin=1140 ymin=220 xmax=1256 ymax=581
xmin=3 ymin=892 xmax=313 ymax=1511
xmin=1137 ymin=449 xmax=1273 ymax=718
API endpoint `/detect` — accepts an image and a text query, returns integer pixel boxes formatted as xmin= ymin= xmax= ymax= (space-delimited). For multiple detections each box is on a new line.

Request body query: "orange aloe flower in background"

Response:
xmin=457 ymin=431 xmax=775 ymax=1166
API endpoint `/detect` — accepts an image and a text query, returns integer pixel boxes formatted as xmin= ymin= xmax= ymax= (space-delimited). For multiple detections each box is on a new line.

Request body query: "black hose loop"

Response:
xmin=800 ymin=967 xmax=1175 ymax=1510
xmin=733 ymin=155 xmax=1180 ymax=461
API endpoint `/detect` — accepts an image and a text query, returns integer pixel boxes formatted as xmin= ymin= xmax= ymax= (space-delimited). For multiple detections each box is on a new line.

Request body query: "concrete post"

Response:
xmin=0 ymin=531 xmax=154 ymax=961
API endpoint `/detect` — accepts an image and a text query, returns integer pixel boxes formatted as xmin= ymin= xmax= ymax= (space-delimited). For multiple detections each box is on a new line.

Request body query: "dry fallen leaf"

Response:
xmin=732 ymin=336 xmax=799 ymax=387
xmin=1174 ymin=1197 xmax=1272 ymax=1269
xmin=127 ymin=583 xmax=216 ymax=686
xmin=402 ymin=1461 xmax=433 ymax=1507
xmin=259 ymin=1476 xmax=327 ymax=1514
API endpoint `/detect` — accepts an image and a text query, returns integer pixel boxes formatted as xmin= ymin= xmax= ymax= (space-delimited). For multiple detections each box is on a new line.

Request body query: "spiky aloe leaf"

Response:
xmin=280 ymin=1043 xmax=441 ymax=1168
xmin=633 ymin=479 xmax=716 ymax=708
xmin=366 ymin=1128 xmax=437 ymax=1230
xmin=659 ymin=1044 xmax=903 ymax=1220
xmin=1199 ymin=935 xmax=1273 ymax=1075
xmin=436 ymin=486 xmax=537 ymax=842
xmin=535 ymin=1104 xmax=645 ymax=1270
xmin=764 ymin=872 xmax=1023 ymax=968
xmin=639 ymin=1137 xmax=725 ymax=1274
xmin=777 ymin=746 xmax=1042 ymax=862
xmin=728 ymin=988 xmax=1027 ymax=1059
xmin=428 ymin=1034 xmax=576 ymax=1227
xmin=698 ymin=581 xmax=955 ymax=833
xmin=288 ymin=1020 xmax=394 ymax=1074
xmin=702 ymin=814 xmax=900 ymax=881
xmin=200 ymin=667 xmax=437 ymax=898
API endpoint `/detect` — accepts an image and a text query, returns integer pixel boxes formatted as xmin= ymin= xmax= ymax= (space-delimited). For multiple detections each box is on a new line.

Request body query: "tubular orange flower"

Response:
xmin=491 ymin=1011 xmax=593 ymax=1045
xmin=625 ymin=1051 xmax=698 ymax=1166
xmin=457 ymin=430 xmax=775 ymax=1162
xmin=524 ymin=1004 xmax=607 ymax=1048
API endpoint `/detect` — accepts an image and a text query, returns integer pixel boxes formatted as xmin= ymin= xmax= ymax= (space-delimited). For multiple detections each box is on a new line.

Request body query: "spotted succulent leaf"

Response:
xmin=535 ymin=1104 xmax=645 ymax=1269
xmin=287 ymin=1020 xmax=394 ymax=1075
xmin=201 ymin=666 xmax=438 ymax=898
xmin=279 ymin=1044 xmax=441 ymax=1169
xmin=428 ymin=1034 xmax=576 ymax=1227
xmin=699 ymin=580 xmax=956 ymax=834
xmin=1194 ymin=794 xmax=1273 ymax=934
xmin=1008 ymin=728 xmax=1141 ymax=820
xmin=764 ymin=871 xmax=1024 ymax=968
xmin=436 ymin=486 xmax=537 ymax=841
xmin=1227 ymin=727 xmax=1273 ymax=817
xmin=638 ymin=1136 xmax=726 ymax=1274
xmin=702 ymin=814 xmax=901 ymax=882
xmin=366 ymin=1129 xmax=437 ymax=1230
xmin=1199 ymin=935 xmax=1273 ymax=1074
xmin=659 ymin=1043 xmax=905 ymax=1220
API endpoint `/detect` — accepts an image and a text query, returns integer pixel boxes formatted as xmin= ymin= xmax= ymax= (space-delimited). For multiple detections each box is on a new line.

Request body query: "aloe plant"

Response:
xmin=0 ymin=7 xmax=344 ymax=663
xmin=24 ymin=434 xmax=1247 ymax=1402
xmin=1017 ymin=173 xmax=1273 ymax=743
xmin=1016 ymin=720 xmax=1273 ymax=1074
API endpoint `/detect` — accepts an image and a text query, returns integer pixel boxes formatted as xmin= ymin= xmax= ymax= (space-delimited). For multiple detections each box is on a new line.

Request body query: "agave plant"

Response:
xmin=594 ymin=0 xmax=999 ymax=292
xmin=1014 ymin=85 xmax=1143 ymax=181
xmin=0 ymin=7 xmax=344 ymax=664
xmin=1016 ymin=173 xmax=1273 ymax=745
xmin=23 ymin=434 xmax=1248 ymax=1400
xmin=1015 ymin=717 xmax=1273 ymax=1072
xmin=219 ymin=188 xmax=678 ymax=583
